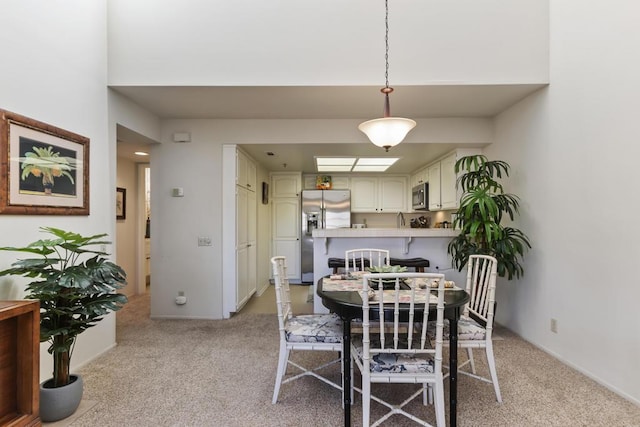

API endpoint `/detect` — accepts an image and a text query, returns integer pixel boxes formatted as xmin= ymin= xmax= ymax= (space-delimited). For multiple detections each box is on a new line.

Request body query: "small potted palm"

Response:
xmin=0 ymin=227 xmax=127 ymax=422
xmin=448 ymin=155 xmax=531 ymax=279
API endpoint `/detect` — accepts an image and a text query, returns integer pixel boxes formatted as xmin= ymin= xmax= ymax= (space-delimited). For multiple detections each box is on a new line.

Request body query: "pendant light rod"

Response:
xmin=358 ymin=0 xmax=416 ymax=152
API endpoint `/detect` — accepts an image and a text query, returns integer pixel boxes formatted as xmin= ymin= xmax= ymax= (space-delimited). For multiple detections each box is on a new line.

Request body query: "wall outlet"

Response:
xmin=550 ymin=318 xmax=558 ymax=333
xmin=175 ymin=292 xmax=187 ymax=305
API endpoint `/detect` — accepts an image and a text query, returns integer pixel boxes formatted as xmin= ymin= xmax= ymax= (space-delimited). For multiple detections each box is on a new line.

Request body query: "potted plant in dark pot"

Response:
xmin=0 ymin=227 xmax=127 ymax=422
xmin=448 ymin=155 xmax=532 ymax=279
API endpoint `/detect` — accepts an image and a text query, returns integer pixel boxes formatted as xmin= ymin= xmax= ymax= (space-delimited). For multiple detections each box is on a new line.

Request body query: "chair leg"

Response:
xmin=272 ymin=346 xmax=290 ymax=404
xmin=466 ymin=347 xmax=476 ymax=374
xmin=423 ymin=383 xmax=433 ymax=405
xmin=485 ymin=343 xmax=502 ymax=403
xmin=434 ymin=380 xmax=446 ymax=427
xmin=350 ymin=356 xmax=354 ymax=403
xmin=362 ymin=377 xmax=371 ymax=427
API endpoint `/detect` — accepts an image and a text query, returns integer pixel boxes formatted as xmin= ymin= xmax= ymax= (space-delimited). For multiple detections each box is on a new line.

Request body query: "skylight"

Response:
xmin=315 ymin=157 xmax=399 ymax=172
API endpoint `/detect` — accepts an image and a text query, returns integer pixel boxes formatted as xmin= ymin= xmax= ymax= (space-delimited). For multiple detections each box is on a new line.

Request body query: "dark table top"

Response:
xmin=317 ymin=277 xmax=470 ymax=320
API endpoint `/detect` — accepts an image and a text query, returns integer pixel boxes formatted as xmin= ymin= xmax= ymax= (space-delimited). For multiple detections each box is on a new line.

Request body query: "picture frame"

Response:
xmin=316 ymin=175 xmax=332 ymax=190
xmin=0 ymin=109 xmax=90 ymax=215
xmin=262 ymin=181 xmax=269 ymax=204
xmin=116 ymin=187 xmax=126 ymax=220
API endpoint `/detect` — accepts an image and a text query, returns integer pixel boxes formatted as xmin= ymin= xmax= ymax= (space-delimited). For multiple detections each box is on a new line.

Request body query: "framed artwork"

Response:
xmin=316 ymin=175 xmax=332 ymax=190
xmin=262 ymin=181 xmax=269 ymax=204
xmin=0 ymin=109 xmax=90 ymax=215
xmin=116 ymin=187 xmax=126 ymax=220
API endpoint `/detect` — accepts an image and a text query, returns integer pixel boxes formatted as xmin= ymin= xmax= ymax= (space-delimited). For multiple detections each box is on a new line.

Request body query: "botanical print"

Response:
xmin=19 ymin=140 xmax=77 ymax=197
xmin=0 ymin=109 xmax=89 ymax=215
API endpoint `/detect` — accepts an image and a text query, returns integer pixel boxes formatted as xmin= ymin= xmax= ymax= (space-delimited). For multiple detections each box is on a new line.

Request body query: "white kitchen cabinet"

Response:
xmin=237 ymin=149 xmax=256 ymax=192
xmin=222 ymin=145 xmax=259 ymax=316
xmin=303 ymin=175 xmax=350 ymax=190
xmin=330 ymin=176 xmax=350 ymax=189
xmin=427 ymin=149 xmax=480 ymax=211
xmin=410 ymin=167 xmax=428 ymax=188
xmin=272 ymin=197 xmax=301 ymax=280
xmin=427 ymin=162 xmax=443 ymax=210
xmin=236 ymin=186 xmax=257 ymax=308
xmin=350 ymin=177 xmax=378 ymax=212
xmin=440 ymin=153 xmax=458 ymax=209
xmin=351 ymin=176 xmax=407 ymax=213
xmin=272 ymin=172 xmax=301 ymax=198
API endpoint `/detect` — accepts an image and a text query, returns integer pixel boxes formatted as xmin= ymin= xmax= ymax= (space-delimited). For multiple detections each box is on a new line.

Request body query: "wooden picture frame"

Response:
xmin=0 ymin=109 xmax=89 ymax=215
xmin=116 ymin=187 xmax=126 ymax=220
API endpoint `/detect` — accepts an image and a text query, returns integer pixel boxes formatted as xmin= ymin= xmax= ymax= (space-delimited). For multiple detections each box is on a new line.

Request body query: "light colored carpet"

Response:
xmin=50 ymin=292 xmax=639 ymax=427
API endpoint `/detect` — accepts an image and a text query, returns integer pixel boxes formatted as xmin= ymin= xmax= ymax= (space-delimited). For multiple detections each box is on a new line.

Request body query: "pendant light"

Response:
xmin=358 ymin=0 xmax=416 ymax=152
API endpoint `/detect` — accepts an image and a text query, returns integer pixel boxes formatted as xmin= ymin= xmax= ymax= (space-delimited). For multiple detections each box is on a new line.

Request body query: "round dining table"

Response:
xmin=317 ymin=276 xmax=470 ymax=427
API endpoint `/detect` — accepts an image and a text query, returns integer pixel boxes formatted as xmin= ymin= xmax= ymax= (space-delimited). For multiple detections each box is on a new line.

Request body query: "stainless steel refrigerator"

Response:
xmin=301 ymin=190 xmax=351 ymax=283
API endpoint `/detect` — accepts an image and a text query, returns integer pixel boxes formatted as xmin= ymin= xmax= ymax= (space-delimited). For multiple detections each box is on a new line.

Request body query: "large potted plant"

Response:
xmin=0 ymin=227 xmax=127 ymax=422
xmin=448 ymin=155 xmax=531 ymax=279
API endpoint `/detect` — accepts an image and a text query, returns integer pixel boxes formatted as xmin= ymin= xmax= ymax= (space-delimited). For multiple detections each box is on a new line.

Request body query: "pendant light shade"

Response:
xmin=358 ymin=117 xmax=416 ymax=151
xmin=359 ymin=0 xmax=415 ymax=152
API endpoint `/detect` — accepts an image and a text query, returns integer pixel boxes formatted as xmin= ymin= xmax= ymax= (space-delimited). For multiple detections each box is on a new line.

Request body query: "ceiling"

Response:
xmin=115 ymin=84 xmax=545 ymax=172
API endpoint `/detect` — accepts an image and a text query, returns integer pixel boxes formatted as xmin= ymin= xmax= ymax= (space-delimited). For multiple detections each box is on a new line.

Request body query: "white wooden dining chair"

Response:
xmin=352 ymin=272 xmax=447 ymax=427
xmin=270 ymin=256 xmax=346 ymax=404
xmin=344 ymin=248 xmax=390 ymax=274
xmin=435 ymin=254 xmax=502 ymax=403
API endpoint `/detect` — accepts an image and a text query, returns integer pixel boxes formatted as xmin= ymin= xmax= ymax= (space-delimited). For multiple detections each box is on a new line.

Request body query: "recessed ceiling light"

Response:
xmin=317 ymin=165 xmax=353 ymax=172
xmin=355 ymin=158 xmax=399 ymax=166
xmin=316 ymin=157 xmax=357 ymax=166
xmin=315 ymin=156 xmax=399 ymax=172
xmin=134 ymin=151 xmax=149 ymax=156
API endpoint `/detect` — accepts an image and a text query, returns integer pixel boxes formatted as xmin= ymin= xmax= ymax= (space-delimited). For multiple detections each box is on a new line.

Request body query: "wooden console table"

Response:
xmin=0 ymin=300 xmax=41 ymax=426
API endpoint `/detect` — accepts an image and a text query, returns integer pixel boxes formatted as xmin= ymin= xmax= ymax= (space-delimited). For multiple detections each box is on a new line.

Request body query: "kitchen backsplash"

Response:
xmin=351 ymin=211 xmax=453 ymax=228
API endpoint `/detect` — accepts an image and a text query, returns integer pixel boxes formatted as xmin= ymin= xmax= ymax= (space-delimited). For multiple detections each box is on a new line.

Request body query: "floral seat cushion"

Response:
xmin=352 ymin=336 xmax=435 ymax=374
xmin=428 ymin=315 xmax=486 ymax=341
xmin=285 ymin=314 xmax=342 ymax=343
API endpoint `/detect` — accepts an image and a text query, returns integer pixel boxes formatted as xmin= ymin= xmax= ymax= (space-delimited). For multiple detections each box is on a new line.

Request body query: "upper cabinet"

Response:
xmin=410 ymin=167 xmax=428 ymax=188
xmin=351 ymin=176 xmax=407 ymax=213
xmin=427 ymin=148 xmax=481 ymax=211
xmin=272 ymin=173 xmax=301 ymax=198
xmin=237 ymin=150 xmax=256 ymax=192
xmin=427 ymin=162 xmax=443 ymax=210
xmin=303 ymin=175 xmax=350 ymax=190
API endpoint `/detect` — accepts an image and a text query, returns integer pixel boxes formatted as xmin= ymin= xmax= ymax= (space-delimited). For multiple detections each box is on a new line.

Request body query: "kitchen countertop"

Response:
xmin=313 ymin=228 xmax=459 ymax=238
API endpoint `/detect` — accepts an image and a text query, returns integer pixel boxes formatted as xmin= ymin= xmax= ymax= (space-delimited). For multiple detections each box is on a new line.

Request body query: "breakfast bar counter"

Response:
xmin=314 ymin=227 xmax=459 ymax=238
xmin=312 ymin=227 xmax=463 ymax=312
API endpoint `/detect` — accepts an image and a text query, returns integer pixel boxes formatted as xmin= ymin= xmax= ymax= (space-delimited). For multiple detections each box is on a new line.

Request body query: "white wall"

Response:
xmin=490 ymin=1 xmax=640 ymax=404
xmin=107 ymin=0 xmax=548 ymax=85
xmin=151 ymin=118 xmax=491 ymax=319
xmin=0 ymin=1 xmax=117 ymax=379
xmin=116 ymin=156 xmax=139 ymax=297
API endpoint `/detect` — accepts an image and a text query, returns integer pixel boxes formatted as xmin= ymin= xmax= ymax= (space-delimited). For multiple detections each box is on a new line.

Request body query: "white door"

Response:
xmin=272 ymin=198 xmax=301 ymax=280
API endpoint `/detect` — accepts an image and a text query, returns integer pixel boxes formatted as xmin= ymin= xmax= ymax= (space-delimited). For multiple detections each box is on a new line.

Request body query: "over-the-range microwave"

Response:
xmin=412 ymin=183 xmax=429 ymax=210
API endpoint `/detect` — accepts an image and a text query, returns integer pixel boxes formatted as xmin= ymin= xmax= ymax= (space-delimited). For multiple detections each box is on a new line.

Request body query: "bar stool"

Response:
xmin=388 ymin=257 xmax=430 ymax=272
xmin=328 ymin=257 xmax=370 ymax=274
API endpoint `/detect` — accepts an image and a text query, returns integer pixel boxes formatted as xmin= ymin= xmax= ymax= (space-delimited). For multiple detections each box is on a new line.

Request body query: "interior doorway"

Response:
xmin=137 ymin=164 xmax=151 ymax=294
